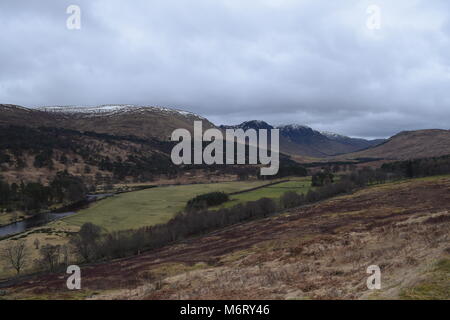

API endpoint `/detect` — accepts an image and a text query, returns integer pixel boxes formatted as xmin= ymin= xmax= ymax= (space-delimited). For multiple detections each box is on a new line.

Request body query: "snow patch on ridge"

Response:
xmin=277 ymin=124 xmax=312 ymax=130
xmin=320 ymin=131 xmax=348 ymax=139
xmin=35 ymin=104 xmax=206 ymax=119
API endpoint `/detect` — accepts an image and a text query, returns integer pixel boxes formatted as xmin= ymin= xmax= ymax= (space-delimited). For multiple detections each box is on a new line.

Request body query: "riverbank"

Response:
xmin=0 ymin=211 xmax=29 ymax=228
xmin=0 ymin=193 xmax=114 ymax=239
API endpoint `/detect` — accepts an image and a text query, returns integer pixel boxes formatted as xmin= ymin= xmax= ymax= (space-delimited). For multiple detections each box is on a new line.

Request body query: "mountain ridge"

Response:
xmin=220 ymin=120 xmax=385 ymax=157
xmin=1 ymin=104 xmax=215 ymax=141
xmin=3 ymin=104 xmax=450 ymax=160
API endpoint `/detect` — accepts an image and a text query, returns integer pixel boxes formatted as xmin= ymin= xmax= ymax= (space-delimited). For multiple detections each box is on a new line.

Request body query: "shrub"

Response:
xmin=311 ymin=171 xmax=334 ymax=187
xmin=70 ymin=222 xmax=102 ymax=262
xmin=281 ymin=191 xmax=304 ymax=209
xmin=186 ymin=192 xmax=229 ymax=210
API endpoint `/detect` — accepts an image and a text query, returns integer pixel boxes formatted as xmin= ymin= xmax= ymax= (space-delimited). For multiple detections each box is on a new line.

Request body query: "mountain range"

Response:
xmin=2 ymin=104 xmax=450 ymax=166
xmin=220 ymin=120 xmax=384 ymax=157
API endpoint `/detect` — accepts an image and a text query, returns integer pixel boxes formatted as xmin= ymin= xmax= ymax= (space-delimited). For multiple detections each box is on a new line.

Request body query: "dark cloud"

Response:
xmin=1 ymin=0 xmax=449 ymax=138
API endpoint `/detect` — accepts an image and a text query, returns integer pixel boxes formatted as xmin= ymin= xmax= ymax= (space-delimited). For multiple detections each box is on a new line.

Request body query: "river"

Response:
xmin=0 ymin=193 xmax=113 ymax=238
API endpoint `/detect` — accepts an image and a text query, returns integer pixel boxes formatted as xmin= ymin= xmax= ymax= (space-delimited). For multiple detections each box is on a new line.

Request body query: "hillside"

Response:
xmin=36 ymin=105 xmax=216 ymax=141
xmin=0 ymin=104 xmax=60 ymax=128
xmin=321 ymin=131 xmax=384 ymax=151
xmin=3 ymin=175 xmax=449 ymax=300
xmin=0 ymin=105 xmax=246 ymax=185
xmin=0 ymin=104 xmax=215 ymax=141
xmin=0 ymin=125 xmax=178 ymax=185
xmin=339 ymin=129 xmax=450 ymax=160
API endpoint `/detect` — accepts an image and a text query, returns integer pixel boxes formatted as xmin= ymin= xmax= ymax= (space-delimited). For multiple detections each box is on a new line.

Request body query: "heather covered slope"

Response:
xmin=0 ymin=124 xmax=177 ymax=184
xmin=4 ymin=175 xmax=450 ymax=300
xmin=0 ymin=104 xmax=223 ymax=185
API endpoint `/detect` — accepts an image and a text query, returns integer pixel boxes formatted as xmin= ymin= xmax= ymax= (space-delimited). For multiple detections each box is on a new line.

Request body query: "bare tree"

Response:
xmin=38 ymin=244 xmax=61 ymax=272
xmin=33 ymin=238 xmax=40 ymax=250
xmin=2 ymin=241 xmax=28 ymax=275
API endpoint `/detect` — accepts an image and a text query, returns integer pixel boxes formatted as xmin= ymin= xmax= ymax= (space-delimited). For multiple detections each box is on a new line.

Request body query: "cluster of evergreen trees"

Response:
xmin=381 ymin=155 xmax=450 ymax=178
xmin=0 ymin=171 xmax=87 ymax=213
xmin=186 ymin=192 xmax=230 ymax=211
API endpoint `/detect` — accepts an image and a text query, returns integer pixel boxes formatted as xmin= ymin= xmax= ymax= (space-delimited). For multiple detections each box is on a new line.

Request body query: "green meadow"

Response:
xmin=213 ymin=177 xmax=312 ymax=209
xmin=63 ymin=180 xmax=277 ymax=231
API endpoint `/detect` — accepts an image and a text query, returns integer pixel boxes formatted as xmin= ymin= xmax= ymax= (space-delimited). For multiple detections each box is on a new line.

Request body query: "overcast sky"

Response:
xmin=1 ymin=0 xmax=449 ymax=138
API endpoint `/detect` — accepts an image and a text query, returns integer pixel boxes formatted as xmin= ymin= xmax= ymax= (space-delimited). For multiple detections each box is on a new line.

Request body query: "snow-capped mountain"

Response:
xmin=220 ymin=120 xmax=274 ymax=131
xmin=220 ymin=120 xmax=385 ymax=157
xmin=1 ymin=104 xmax=383 ymax=157
xmin=1 ymin=104 xmax=214 ymax=141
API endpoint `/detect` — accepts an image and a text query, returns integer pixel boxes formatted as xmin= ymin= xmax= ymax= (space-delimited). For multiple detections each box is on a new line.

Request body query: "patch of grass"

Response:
xmin=150 ymin=262 xmax=210 ymax=278
xmin=324 ymin=210 xmax=366 ymax=218
xmin=64 ymin=180 xmax=272 ymax=232
xmin=213 ymin=177 xmax=312 ymax=209
xmin=6 ymin=289 xmax=99 ymax=300
xmin=220 ymin=248 xmax=254 ymax=264
xmin=400 ymin=258 xmax=450 ymax=300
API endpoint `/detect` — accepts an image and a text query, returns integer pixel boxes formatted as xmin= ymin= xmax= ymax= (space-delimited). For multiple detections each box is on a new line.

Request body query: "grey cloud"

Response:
xmin=1 ymin=0 xmax=450 ymax=139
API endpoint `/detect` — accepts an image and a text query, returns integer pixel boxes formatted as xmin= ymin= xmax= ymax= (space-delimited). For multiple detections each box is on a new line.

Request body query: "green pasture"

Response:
xmin=63 ymin=180 xmax=278 ymax=232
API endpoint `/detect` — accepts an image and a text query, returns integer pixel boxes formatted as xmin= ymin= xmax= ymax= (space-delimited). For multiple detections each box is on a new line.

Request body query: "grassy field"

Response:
xmin=63 ymin=180 xmax=278 ymax=232
xmin=213 ymin=177 xmax=312 ymax=209
xmin=400 ymin=258 xmax=450 ymax=300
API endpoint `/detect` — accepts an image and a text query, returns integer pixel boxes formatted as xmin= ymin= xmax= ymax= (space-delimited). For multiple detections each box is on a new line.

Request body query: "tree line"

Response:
xmin=0 ymin=171 xmax=87 ymax=213
xmin=381 ymin=155 xmax=450 ymax=179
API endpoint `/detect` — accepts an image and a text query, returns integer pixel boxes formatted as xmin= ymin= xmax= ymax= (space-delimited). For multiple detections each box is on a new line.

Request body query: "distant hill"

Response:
xmin=0 ymin=104 xmax=215 ymax=141
xmin=220 ymin=121 xmax=385 ymax=158
xmin=339 ymin=129 xmax=450 ymax=160
xmin=320 ymin=131 xmax=385 ymax=150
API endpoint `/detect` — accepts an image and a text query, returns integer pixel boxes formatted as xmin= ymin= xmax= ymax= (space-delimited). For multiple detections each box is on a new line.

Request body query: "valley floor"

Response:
xmin=2 ymin=176 xmax=450 ymax=300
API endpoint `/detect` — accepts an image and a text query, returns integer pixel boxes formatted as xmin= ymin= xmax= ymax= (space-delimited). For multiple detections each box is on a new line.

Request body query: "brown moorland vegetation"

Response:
xmin=2 ymin=175 xmax=450 ymax=300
